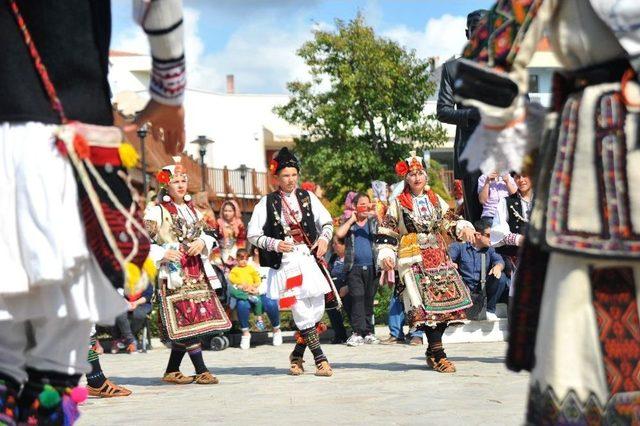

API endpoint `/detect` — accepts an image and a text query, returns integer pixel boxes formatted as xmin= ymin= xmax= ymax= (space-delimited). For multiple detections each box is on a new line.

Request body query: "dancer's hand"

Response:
xmin=187 ymin=239 xmax=205 ymax=256
xmin=381 ymin=257 xmax=395 ymax=271
xmin=277 ymin=241 xmax=294 ymax=253
xmin=312 ymin=238 xmax=329 ymax=258
xmin=163 ymin=249 xmax=182 ymax=263
xmin=130 ymin=100 xmax=186 ymax=155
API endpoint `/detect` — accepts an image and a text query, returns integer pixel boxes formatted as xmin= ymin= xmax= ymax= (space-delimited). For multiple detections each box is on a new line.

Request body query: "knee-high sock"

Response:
xmin=300 ymin=327 xmax=327 ymax=366
xmin=186 ymin=342 xmax=208 ymax=375
xmin=291 ymin=342 xmax=306 ymax=359
xmin=165 ymin=345 xmax=187 ymax=374
xmin=424 ymin=323 xmax=447 ymax=361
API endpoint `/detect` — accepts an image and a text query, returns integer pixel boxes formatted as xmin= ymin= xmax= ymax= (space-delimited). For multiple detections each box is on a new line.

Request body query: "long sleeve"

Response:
xmin=228 ymin=267 xmax=243 ymax=285
xmin=250 ymin=267 xmax=262 ymax=286
xmin=143 ymin=204 xmax=166 ymax=265
xmin=489 ymin=248 xmax=505 ymax=268
xmin=193 ymin=209 xmax=215 ymax=256
xmin=309 ymin=192 xmax=333 ymax=243
xmin=436 ymin=61 xmax=478 ymax=128
xmin=133 ymin=0 xmax=186 ymax=105
xmin=448 ymin=242 xmax=462 ymax=264
xmin=247 ymin=197 xmax=281 ymax=252
xmin=376 ymin=200 xmax=401 ymax=268
xmin=490 ymin=198 xmax=510 ymax=247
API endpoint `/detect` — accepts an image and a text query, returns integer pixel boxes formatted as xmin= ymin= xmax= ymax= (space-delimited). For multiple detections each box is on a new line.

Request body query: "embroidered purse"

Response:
xmin=8 ymin=0 xmax=150 ymax=289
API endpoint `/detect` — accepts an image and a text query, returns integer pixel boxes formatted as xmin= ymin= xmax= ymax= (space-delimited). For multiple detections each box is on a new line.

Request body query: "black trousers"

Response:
xmin=347 ymin=265 xmax=378 ymax=336
xmin=327 ymin=293 xmax=352 ymax=340
xmin=463 ymin=170 xmax=483 ymax=223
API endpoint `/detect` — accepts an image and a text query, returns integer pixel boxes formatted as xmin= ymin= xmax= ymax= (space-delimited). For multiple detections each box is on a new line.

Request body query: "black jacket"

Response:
xmin=436 ymin=59 xmax=480 ymax=179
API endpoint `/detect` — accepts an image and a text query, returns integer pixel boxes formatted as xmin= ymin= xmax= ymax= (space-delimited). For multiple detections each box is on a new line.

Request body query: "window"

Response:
xmin=528 ymin=74 xmax=539 ymax=93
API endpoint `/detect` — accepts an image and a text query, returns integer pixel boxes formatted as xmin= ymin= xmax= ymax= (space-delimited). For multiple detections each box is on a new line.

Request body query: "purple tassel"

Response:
xmin=62 ymin=395 xmax=80 ymax=426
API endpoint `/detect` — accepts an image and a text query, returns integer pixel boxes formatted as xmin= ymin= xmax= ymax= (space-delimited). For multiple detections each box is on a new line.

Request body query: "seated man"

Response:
xmin=327 ymin=237 xmax=351 ymax=344
xmin=448 ymin=219 xmax=509 ymax=321
xmin=111 ymin=280 xmax=153 ymax=353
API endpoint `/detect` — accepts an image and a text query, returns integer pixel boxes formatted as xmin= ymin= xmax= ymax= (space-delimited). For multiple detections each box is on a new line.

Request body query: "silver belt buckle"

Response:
xmin=362 ymin=265 xmax=368 ymax=271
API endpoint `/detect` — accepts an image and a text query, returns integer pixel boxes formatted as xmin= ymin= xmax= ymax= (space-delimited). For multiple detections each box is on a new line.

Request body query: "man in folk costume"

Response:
xmin=377 ymin=152 xmax=474 ymax=373
xmin=247 ymin=148 xmax=334 ymax=377
xmin=144 ymin=160 xmax=231 ymax=385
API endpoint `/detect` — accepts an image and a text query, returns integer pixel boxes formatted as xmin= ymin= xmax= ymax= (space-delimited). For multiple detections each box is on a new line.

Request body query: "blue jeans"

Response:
xmin=236 ymin=294 xmax=280 ymax=330
xmin=485 ymin=273 xmax=510 ymax=313
xmin=388 ymin=294 xmax=423 ymax=339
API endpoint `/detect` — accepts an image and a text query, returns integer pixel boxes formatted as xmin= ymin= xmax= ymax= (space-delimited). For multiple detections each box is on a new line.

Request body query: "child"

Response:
xmin=228 ymin=249 xmax=266 ymax=349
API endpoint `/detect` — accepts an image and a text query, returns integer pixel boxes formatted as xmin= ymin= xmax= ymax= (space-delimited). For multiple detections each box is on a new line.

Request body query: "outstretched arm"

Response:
xmin=131 ymin=0 xmax=186 ymax=155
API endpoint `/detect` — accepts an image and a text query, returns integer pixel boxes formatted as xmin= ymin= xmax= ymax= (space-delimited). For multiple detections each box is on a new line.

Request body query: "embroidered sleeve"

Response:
xmin=134 ymin=0 xmax=186 ymax=105
xmin=376 ymin=200 xmax=401 ymax=267
xmin=247 ymin=197 xmax=282 ymax=252
xmin=143 ymin=204 xmax=166 ymax=265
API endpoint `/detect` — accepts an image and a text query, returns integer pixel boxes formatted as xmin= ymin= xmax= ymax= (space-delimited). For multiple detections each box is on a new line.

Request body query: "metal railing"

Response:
xmin=207 ymin=167 xmax=272 ymax=198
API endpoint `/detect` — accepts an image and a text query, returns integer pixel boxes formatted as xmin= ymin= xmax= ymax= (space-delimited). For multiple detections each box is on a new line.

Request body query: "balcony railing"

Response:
xmin=205 ymin=167 xmax=456 ymax=199
xmin=207 ymin=167 xmax=272 ymax=198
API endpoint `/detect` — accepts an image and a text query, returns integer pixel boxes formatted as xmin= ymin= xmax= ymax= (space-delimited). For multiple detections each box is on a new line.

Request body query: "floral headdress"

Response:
xmin=156 ymin=157 xmax=188 ymax=188
xmin=395 ymin=151 xmax=429 ymax=177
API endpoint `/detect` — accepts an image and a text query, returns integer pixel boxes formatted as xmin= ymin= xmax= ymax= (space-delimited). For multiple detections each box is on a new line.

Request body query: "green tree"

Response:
xmin=275 ymin=14 xmax=448 ymax=202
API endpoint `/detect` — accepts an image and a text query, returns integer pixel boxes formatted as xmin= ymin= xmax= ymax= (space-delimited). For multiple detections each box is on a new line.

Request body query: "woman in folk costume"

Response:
xmin=216 ymin=199 xmax=247 ymax=269
xmin=247 ymin=148 xmax=334 ymax=377
xmin=144 ymin=161 xmax=231 ymax=385
xmin=377 ymin=152 xmax=474 ymax=373
xmin=0 ymin=0 xmax=185 ymax=424
xmin=457 ymin=0 xmax=640 ymax=423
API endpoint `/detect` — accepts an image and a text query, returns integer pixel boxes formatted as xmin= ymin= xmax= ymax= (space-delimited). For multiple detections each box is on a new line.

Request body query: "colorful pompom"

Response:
xmin=118 ymin=143 xmax=139 ymax=169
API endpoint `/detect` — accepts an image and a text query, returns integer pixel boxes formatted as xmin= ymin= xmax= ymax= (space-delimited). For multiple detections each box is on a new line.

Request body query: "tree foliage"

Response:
xmin=275 ymin=15 xmax=448 ymax=201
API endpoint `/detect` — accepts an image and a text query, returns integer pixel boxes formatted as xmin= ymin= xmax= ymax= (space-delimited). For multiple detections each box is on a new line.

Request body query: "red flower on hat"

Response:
xmin=156 ymin=170 xmax=171 ymax=185
xmin=395 ymin=160 xmax=409 ymax=177
xmin=268 ymin=159 xmax=279 ymax=175
xmin=73 ymin=133 xmax=90 ymax=160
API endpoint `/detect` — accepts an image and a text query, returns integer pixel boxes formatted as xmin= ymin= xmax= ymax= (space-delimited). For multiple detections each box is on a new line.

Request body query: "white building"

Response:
xmin=110 ymin=51 xmax=300 ymax=174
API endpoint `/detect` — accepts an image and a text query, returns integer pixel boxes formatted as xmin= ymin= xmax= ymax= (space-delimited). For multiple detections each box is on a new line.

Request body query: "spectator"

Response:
xmin=327 ymin=237 xmax=351 ymax=344
xmin=335 ymin=193 xmax=380 ymax=346
xmin=449 ymin=219 xmax=509 ymax=321
xmin=248 ymin=246 xmax=283 ymax=346
xmin=111 ymin=279 xmax=154 ymax=354
xmin=477 ymin=171 xmax=517 ymax=222
xmin=229 ymin=249 xmax=269 ymax=349
xmin=217 ymin=199 xmax=247 ymax=270
xmin=491 ymin=173 xmax=533 ymax=300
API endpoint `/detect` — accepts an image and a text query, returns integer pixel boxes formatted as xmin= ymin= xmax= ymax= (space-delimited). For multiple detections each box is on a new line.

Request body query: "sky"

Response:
xmin=111 ymin=0 xmax=493 ymax=94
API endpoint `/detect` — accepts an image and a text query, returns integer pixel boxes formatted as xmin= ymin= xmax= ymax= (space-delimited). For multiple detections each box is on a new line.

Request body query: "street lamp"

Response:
xmin=137 ymin=124 xmax=148 ymax=195
xmin=238 ymin=164 xmax=248 ymax=196
xmin=190 ymin=135 xmax=215 ymax=191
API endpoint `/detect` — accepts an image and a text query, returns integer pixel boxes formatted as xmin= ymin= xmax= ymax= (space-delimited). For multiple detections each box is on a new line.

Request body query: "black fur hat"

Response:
xmin=269 ymin=147 xmax=300 ymax=174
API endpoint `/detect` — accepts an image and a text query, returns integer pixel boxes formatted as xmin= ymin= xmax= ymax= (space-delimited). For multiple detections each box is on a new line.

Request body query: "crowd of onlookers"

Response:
xmin=102 ymin=169 xmax=531 ymax=354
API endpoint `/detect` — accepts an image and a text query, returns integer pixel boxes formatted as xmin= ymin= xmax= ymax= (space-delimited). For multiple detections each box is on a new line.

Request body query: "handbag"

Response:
xmin=453 ymin=58 xmax=519 ymax=108
xmin=7 ymin=0 xmax=150 ymax=288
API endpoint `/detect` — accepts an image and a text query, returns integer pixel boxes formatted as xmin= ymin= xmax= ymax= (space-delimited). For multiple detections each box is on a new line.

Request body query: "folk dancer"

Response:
xmin=459 ymin=0 xmax=640 ymax=422
xmin=247 ymin=148 xmax=334 ymax=377
xmin=144 ymin=162 xmax=231 ymax=385
xmin=377 ymin=152 xmax=474 ymax=373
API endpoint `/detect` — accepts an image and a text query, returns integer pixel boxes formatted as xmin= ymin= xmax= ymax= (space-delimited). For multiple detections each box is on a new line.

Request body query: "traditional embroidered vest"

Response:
xmin=259 ymin=189 xmax=318 ymax=269
xmin=505 ymin=194 xmax=527 ymax=235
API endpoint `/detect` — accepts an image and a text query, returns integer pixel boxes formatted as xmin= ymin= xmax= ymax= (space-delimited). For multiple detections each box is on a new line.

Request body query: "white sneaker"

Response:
xmin=346 ymin=334 xmax=364 ymax=347
xmin=272 ymin=330 xmax=283 ymax=346
xmin=240 ymin=334 xmax=251 ymax=350
xmin=363 ymin=334 xmax=380 ymax=344
xmin=485 ymin=312 xmax=499 ymax=321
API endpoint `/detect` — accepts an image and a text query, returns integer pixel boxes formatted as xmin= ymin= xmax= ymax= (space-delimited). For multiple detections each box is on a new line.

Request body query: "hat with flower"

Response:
xmin=395 ymin=151 xmax=430 ymax=177
xmin=157 ymin=157 xmax=191 ymax=202
xmin=269 ymin=147 xmax=300 ymax=175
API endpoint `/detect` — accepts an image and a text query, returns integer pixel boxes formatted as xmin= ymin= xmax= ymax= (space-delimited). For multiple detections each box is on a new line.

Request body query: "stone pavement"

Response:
xmin=78 ymin=340 xmax=529 ymax=425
